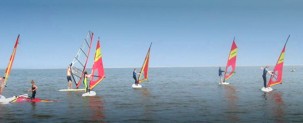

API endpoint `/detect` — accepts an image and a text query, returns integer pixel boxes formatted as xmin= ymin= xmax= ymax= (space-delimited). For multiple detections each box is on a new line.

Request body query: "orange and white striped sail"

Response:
xmin=138 ymin=43 xmax=152 ymax=83
xmin=89 ymin=39 xmax=105 ymax=90
xmin=3 ymin=34 xmax=20 ymax=86
xmin=267 ymin=35 xmax=290 ymax=87
xmin=224 ymin=40 xmax=238 ymax=81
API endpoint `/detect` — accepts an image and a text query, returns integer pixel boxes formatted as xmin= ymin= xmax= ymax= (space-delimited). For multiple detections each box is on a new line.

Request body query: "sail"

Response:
xmin=267 ymin=35 xmax=290 ymax=87
xmin=138 ymin=43 xmax=152 ymax=83
xmin=89 ymin=39 xmax=105 ymax=90
xmin=70 ymin=32 xmax=94 ymax=88
xmin=224 ymin=40 xmax=238 ymax=81
xmin=3 ymin=34 xmax=20 ymax=86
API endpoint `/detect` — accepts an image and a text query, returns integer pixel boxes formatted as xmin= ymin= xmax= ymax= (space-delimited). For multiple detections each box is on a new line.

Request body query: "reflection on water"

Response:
xmin=263 ymin=91 xmax=285 ymax=123
xmin=31 ymin=102 xmax=37 ymax=110
xmin=88 ymin=96 xmax=105 ymax=122
xmin=133 ymin=88 xmax=154 ymax=121
xmin=139 ymin=88 xmax=150 ymax=98
xmin=266 ymin=91 xmax=285 ymax=123
xmin=223 ymin=85 xmax=239 ymax=122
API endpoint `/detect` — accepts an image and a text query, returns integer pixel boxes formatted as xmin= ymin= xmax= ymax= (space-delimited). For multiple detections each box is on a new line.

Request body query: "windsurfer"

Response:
xmin=218 ymin=67 xmax=225 ymax=84
xmin=262 ymin=66 xmax=273 ymax=88
xmin=83 ymin=71 xmax=92 ymax=92
xmin=133 ymin=68 xmax=140 ymax=85
xmin=29 ymin=80 xmax=38 ymax=99
xmin=67 ymin=64 xmax=72 ymax=89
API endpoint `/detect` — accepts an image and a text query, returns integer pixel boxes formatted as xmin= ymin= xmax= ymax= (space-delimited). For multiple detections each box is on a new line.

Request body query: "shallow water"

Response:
xmin=1 ymin=67 xmax=303 ymax=122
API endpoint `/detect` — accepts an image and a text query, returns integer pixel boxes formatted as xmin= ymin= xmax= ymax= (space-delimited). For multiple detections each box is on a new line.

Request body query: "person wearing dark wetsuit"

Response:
xmin=262 ymin=66 xmax=272 ymax=88
xmin=67 ymin=64 xmax=72 ymax=89
xmin=30 ymin=80 xmax=38 ymax=99
xmin=218 ymin=67 xmax=225 ymax=83
xmin=133 ymin=68 xmax=139 ymax=85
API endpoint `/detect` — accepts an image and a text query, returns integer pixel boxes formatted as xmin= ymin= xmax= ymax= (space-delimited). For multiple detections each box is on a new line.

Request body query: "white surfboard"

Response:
xmin=58 ymin=88 xmax=86 ymax=92
xmin=219 ymin=82 xmax=230 ymax=85
xmin=0 ymin=95 xmax=17 ymax=104
xmin=82 ymin=91 xmax=96 ymax=97
xmin=261 ymin=87 xmax=273 ymax=92
xmin=132 ymin=84 xmax=142 ymax=88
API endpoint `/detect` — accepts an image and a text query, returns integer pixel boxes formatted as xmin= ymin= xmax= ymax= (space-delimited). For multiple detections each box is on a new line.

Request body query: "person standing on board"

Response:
xmin=83 ymin=71 xmax=92 ymax=92
xmin=0 ymin=77 xmax=5 ymax=95
xmin=133 ymin=68 xmax=140 ymax=85
xmin=218 ymin=67 xmax=225 ymax=84
xmin=67 ymin=64 xmax=72 ymax=89
xmin=262 ymin=66 xmax=273 ymax=88
xmin=28 ymin=80 xmax=38 ymax=99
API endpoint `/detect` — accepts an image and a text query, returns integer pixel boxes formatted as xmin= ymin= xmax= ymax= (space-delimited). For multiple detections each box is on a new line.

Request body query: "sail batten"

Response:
xmin=89 ymin=39 xmax=105 ymax=90
xmin=85 ymin=39 xmax=90 ymax=47
xmin=80 ymin=48 xmax=88 ymax=58
xmin=70 ymin=32 xmax=94 ymax=88
xmin=223 ymin=40 xmax=238 ymax=81
xmin=267 ymin=35 xmax=290 ymax=87
xmin=138 ymin=43 xmax=152 ymax=83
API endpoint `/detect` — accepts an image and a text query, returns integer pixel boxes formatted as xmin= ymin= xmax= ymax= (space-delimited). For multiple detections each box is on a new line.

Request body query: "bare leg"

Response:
xmin=68 ymin=81 xmax=72 ymax=89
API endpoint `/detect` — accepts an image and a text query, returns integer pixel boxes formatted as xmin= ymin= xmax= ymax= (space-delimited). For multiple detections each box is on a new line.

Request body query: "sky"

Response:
xmin=0 ymin=0 xmax=302 ymax=69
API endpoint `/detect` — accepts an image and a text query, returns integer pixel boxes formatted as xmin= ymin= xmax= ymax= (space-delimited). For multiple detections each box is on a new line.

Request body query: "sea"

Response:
xmin=1 ymin=66 xmax=303 ymax=123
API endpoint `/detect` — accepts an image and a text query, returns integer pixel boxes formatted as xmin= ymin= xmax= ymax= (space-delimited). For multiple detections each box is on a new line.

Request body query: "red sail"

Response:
xmin=89 ymin=39 xmax=105 ymax=90
xmin=138 ymin=43 xmax=152 ymax=83
xmin=267 ymin=35 xmax=290 ymax=87
xmin=224 ymin=40 xmax=238 ymax=81
xmin=3 ymin=34 xmax=20 ymax=86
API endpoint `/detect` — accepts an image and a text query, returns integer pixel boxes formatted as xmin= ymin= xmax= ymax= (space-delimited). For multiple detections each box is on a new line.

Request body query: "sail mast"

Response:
xmin=138 ymin=42 xmax=152 ymax=83
xmin=267 ymin=35 xmax=290 ymax=87
xmin=223 ymin=38 xmax=238 ymax=82
xmin=3 ymin=34 xmax=20 ymax=87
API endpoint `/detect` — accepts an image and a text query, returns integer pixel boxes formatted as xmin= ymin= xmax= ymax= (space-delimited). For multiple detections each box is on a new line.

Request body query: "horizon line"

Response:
xmin=0 ymin=64 xmax=302 ymax=70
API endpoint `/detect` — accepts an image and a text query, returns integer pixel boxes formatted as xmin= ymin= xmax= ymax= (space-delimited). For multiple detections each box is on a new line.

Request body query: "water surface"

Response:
xmin=1 ymin=67 xmax=303 ymax=122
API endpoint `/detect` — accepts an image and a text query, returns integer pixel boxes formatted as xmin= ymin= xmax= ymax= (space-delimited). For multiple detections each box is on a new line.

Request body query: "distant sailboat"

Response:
xmin=59 ymin=32 xmax=94 ymax=92
xmin=0 ymin=35 xmax=20 ymax=104
xmin=82 ymin=38 xmax=105 ymax=96
xmin=132 ymin=43 xmax=152 ymax=88
xmin=262 ymin=35 xmax=290 ymax=92
xmin=220 ymin=39 xmax=238 ymax=85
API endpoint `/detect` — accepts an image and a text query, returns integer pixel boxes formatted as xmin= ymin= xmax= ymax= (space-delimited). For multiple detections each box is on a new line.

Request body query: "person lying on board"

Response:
xmin=261 ymin=66 xmax=273 ymax=88
xmin=133 ymin=68 xmax=140 ymax=85
xmin=28 ymin=80 xmax=38 ymax=99
xmin=218 ymin=67 xmax=225 ymax=84
xmin=83 ymin=71 xmax=92 ymax=92
xmin=67 ymin=64 xmax=72 ymax=89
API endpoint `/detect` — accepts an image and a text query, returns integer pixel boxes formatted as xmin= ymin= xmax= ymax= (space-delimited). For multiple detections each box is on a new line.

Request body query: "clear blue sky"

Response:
xmin=0 ymin=0 xmax=302 ymax=69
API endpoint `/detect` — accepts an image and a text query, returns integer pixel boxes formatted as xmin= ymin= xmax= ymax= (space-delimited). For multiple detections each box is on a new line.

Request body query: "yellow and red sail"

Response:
xmin=138 ymin=43 xmax=152 ymax=83
xmin=89 ymin=39 xmax=105 ymax=90
xmin=3 ymin=34 xmax=20 ymax=86
xmin=267 ymin=35 xmax=290 ymax=87
xmin=224 ymin=40 xmax=238 ymax=81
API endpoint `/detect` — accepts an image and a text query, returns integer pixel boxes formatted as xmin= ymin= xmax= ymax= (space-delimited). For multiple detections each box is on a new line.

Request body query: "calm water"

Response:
xmin=1 ymin=67 xmax=303 ymax=122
